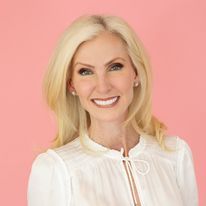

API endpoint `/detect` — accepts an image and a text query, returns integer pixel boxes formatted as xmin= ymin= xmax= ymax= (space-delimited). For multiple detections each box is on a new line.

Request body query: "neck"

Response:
xmin=88 ymin=119 xmax=140 ymax=156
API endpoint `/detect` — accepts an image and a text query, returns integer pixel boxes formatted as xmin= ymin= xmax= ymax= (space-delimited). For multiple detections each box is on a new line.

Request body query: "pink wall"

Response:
xmin=0 ymin=0 xmax=205 ymax=205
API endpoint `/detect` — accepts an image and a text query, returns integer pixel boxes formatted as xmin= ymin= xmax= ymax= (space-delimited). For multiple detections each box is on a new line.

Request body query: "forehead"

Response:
xmin=72 ymin=32 xmax=129 ymax=64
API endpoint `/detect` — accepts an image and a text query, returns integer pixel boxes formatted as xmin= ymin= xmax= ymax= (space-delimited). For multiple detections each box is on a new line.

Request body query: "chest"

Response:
xmin=67 ymin=158 xmax=184 ymax=206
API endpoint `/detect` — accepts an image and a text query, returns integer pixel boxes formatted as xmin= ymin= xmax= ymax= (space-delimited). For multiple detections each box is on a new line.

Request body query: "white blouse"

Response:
xmin=27 ymin=133 xmax=198 ymax=206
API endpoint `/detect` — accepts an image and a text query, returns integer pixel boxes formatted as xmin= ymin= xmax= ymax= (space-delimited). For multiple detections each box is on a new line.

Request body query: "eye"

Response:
xmin=109 ymin=63 xmax=123 ymax=71
xmin=78 ymin=68 xmax=93 ymax=76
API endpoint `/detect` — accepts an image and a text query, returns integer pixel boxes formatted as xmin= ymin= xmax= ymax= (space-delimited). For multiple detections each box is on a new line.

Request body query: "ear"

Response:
xmin=133 ymin=72 xmax=139 ymax=87
xmin=134 ymin=72 xmax=139 ymax=81
xmin=67 ymin=79 xmax=75 ymax=93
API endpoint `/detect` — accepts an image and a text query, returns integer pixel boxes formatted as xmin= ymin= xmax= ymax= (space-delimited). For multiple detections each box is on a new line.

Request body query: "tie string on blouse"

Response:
xmin=120 ymin=147 xmax=150 ymax=175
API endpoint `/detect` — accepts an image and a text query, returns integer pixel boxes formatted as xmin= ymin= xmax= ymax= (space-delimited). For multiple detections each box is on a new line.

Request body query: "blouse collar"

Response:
xmin=81 ymin=132 xmax=146 ymax=159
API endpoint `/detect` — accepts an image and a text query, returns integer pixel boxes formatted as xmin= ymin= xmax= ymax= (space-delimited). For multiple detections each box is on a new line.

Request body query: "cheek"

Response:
xmin=112 ymin=74 xmax=134 ymax=92
xmin=74 ymin=79 xmax=94 ymax=97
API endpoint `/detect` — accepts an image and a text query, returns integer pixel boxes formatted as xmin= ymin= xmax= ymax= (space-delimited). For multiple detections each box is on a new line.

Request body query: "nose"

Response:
xmin=95 ymin=75 xmax=112 ymax=94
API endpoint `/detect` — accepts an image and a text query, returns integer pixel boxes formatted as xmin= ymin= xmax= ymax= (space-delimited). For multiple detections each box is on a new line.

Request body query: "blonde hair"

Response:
xmin=42 ymin=14 xmax=171 ymax=151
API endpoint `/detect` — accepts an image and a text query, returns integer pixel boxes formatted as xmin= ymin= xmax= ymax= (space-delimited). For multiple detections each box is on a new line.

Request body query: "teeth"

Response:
xmin=93 ymin=97 xmax=118 ymax=106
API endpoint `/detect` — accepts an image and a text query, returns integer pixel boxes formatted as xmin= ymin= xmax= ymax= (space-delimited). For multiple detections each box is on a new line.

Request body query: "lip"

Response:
xmin=91 ymin=96 xmax=120 ymax=108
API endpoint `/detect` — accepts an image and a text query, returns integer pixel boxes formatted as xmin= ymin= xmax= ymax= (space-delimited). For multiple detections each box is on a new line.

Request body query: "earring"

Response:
xmin=71 ymin=91 xmax=76 ymax=96
xmin=134 ymin=81 xmax=139 ymax=87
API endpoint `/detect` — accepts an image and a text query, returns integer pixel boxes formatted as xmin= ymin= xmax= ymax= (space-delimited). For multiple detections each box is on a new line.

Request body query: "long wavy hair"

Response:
xmin=42 ymin=14 xmax=170 ymax=151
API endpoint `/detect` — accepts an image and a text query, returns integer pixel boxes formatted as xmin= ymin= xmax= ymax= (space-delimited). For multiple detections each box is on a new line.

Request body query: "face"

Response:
xmin=68 ymin=32 xmax=138 ymax=124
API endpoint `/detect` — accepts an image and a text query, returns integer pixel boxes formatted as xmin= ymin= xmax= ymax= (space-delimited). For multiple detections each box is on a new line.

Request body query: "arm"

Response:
xmin=27 ymin=150 xmax=70 ymax=206
xmin=176 ymin=138 xmax=199 ymax=206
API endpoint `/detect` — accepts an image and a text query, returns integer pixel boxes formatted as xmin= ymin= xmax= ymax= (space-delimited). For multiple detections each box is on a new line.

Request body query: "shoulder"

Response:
xmin=28 ymin=150 xmax=71 ymax=206
xmin=143 ymin=134 xmax=198 ymax=205
xmin=29 ymin=149 xmax=69 ymax=184
xmin=143 ymin=133 xmax=191 ymax=152
xmin=52 ymin=137 xmax=97 ymax=171
xmin=31 ymin=151 xmax=57 ymax=171
xmin=53 ymin=137 xmax=84 ymax=162
xmin=142 ymin=134 xmax=193 ymax=164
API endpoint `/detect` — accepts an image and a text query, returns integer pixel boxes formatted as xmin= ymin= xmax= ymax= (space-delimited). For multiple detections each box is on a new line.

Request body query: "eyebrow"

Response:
xmin=73 ymin=57 xmax=126 ymax=68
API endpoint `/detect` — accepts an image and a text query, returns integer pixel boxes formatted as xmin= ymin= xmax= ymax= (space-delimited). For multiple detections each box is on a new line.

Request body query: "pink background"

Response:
xmin=0 ymin=0 xmax=205 ymax=205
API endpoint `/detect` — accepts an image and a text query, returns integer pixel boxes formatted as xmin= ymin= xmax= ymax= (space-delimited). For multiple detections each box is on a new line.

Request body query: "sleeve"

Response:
xmin=27 ymin=150 xmax=70 ymax=206
xmin=176 ymin=138 xmax=199 ymax=206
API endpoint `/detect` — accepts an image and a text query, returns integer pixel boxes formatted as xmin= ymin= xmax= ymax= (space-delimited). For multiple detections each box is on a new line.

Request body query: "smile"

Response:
xmin=92 ymin=96 xmax=120 ymax=107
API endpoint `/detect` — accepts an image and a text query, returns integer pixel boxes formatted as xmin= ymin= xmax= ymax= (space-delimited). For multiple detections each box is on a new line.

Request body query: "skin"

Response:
xmin=68 ymin=31 xmax=140 ymax=156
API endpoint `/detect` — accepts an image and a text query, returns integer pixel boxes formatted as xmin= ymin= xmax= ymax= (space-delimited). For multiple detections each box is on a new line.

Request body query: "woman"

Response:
xmin=27 ymin=14 xmax=198 ymax=206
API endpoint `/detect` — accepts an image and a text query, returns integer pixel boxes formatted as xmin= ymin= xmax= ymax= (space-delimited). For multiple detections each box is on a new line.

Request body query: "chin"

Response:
xmin=90 ymin=112 xmax=128 ymax=123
